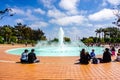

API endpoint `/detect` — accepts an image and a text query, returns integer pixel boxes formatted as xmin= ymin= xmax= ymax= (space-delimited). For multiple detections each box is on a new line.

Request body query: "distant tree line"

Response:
xmin=0 ymin=23 xmax=46 ymax=44
xmin=81 ymin=27 xmax=120 ymax=44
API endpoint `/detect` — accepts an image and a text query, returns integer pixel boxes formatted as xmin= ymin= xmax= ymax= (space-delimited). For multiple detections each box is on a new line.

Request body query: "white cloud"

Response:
xmin=59 ymin=0 xmax=79 ymax=10
xmin=30 ymin=21 xmax=48 ymax=29
xmin=59 ymin=0 xmax=80 ymax=14
xmin=34 ymin=8 xmax=45 ymax=15
xmin=12 ymin=8 xmax=39 ymax=21
xmin=24 ymin=9 xmax=39 ymax=21
xmin=47 ymin=8 xmax=66 ymax=18
xmin=101 ymin=0 xmax=108 ymax=7
xmin=12 ymin=8 xmax=25 ymax=15
xmin=64 ymin=26 xmax=94 ymax=40
xmin=15 ymin=19 xmax=24 ymax=23
xmin=88 ymin=8 xmax=115 ymax=21
xmin=39 ymin=0 xmax=54 ymax=8
xmin=50 ymin=15 xmax=86 ymax=26
xmin=106 ymin=0 xmax=120 ymax=5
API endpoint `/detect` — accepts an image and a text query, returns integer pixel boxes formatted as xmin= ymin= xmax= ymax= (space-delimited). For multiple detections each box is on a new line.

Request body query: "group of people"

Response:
xmin=20 ymin=47 xmax=120 ymax=64
xmin=20 ymin=49 xmax=39 ymax=63
xmin=78 ymin=48 xmax=120 ymax=64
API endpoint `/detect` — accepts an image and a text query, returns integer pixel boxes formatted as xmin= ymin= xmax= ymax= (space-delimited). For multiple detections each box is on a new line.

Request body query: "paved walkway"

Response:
xmin=0 ymin=44 xmax=120 ymax=80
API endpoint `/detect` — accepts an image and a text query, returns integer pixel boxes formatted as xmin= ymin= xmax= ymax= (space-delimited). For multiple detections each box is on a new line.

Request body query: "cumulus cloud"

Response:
xmin=12 ymin=8 xmax=39 ymax=21
xmin=59 ymin=0 xmax=80 ymax=14
xmin=64 ymin=26 xmax=95 ymax=40
xmin=47 ymin=8 xmax=66 ymax=18
xmin=30 ymin=21 xmax=48 ymax=29
xmin=34 ymin=8 xmax=45 ymax=15
xmin=24 ymin=9 xmax=39 ymax=21
xmin=15 ymin=19 xmax=24 ymax=23
xmin=106 ymin=0 xmax=120 ymax=5
xmin=101 ymin=0 xmax=108 ymax=7
xmin=38 ymin=0 xmax=55 ymax=8
xmin=12 ymin=8 xmax=25 ymax=15
xmin=88 ymin=8 xmax=114 ymax=21
xmin=50 ymin=15 xmax=86 ymax=26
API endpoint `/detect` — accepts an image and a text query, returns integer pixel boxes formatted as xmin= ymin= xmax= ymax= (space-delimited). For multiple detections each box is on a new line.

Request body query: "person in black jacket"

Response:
xmin=102 ymin=48 xmax=111 ymax=63
xmin=28 ymin=49 xmax=39 ymax=63
xmin=79 ymin=49 xmax=90 ymax=64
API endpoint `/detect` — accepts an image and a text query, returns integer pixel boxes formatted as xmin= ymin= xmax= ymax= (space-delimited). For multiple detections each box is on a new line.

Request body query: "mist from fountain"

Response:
xmin=58 ymin=27 xmax=64 ymax=47
xmin=6 ymin=27 xmax=104 ymax=56
xmin=33 ymin=27 xmax=104 ymax=56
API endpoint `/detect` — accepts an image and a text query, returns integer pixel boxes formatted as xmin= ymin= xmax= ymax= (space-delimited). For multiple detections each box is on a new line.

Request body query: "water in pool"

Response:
xmin=6 ymin=27 xmax=104 ymax=56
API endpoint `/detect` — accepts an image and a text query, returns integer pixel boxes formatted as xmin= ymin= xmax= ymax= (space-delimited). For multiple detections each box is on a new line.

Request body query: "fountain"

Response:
xmin=6 ymin=27 xmax=105 ymax=56
xmin=58 ymin=27 xmax=64 ymax=47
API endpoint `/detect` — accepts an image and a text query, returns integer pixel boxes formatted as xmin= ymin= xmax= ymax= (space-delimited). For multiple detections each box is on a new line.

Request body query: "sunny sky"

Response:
xmin=0 ymin=0 xmax=120 ymax=40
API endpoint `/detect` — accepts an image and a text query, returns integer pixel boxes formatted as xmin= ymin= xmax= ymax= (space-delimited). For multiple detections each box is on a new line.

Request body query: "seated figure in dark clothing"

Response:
xmin=28 ymin=49 xmax=40 ymax=63
xmin=79 ymin=49 xmax=91 ymax=64
xmin=102 ymin=48 xmax=111 ymax=63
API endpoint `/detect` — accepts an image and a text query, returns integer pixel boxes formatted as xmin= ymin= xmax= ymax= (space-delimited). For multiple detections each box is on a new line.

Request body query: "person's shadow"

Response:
xmin=16 ymin=61 xmax=29 ymax=64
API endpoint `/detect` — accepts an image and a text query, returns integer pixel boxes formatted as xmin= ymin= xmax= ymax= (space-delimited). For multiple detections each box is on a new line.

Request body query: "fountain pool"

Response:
xmin=6 ymin=27 xmax=104 ymax=56
xmin=6 ymin=46 xmax=104 ymax=56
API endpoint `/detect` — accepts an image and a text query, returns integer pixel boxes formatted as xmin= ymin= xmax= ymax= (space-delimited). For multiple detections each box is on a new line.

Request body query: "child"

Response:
xmin=90 ymin=49 xmax=95 ymax=59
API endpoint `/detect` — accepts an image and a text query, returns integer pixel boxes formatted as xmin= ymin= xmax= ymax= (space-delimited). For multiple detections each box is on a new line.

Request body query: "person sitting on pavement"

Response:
xmin=20 ymin=49 xmax=28 ymax=63
xmin=114 ymin=49 xmax=120 ymax=62
xmin=102 ymin=48 xmax=111 ymax=63
xmin=28 ymin=49 xmax=40 ymax=63
xmin=90 ymin=49 xmax=95 ymax=59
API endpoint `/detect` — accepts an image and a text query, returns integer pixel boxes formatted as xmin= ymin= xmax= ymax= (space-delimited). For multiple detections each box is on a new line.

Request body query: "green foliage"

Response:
xmin=51 ymin=38 xmax=58 ymax=42
xmin=0 ymin=36 xmax=4 ymax=43
xmin=40 ymin=36 xmax=47 ymax=40
xmin=64 ymin=37 xmax=71 ymax=42
xmin=82 ymin=38 xmax=94 ymax=43
xmin=94 ymin=27 xmax=120 ymax=43
xmin=0 ymin=23 xmax=46 ymax=44
xmin=104 ymin=38 xmax=111 ymax=43
xmin=10 ymin=36 xmax=17 ymax=43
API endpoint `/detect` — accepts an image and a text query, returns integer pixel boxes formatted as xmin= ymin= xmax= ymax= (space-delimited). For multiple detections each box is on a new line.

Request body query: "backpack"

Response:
xmin=92 ymin=58 xmax=98 ymax=64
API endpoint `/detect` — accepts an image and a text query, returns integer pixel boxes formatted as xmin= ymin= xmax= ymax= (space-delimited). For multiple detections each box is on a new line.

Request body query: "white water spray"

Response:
xmin=58 ymin=27 xmax=64 ymax=47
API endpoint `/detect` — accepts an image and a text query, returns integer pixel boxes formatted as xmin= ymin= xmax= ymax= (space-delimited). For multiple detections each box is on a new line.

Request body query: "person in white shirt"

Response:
xmin=20 ymin=49 xmax=29 ymax=63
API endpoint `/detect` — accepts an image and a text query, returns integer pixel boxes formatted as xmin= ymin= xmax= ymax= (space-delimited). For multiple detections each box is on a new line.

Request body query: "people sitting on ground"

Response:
xmin=79 ymin=49 xmax=91 ymax=64
xmin=20 ymin=49 xmax=29 ymax=63
xmin=102 ymin=48 xmax=111 ymax=63
xmin=90 ymin=49 xmax=95 ymax=59
xmin=114 ymin=49 xmax=120 ymax=62
xmin=86 ymin=52 xmax=91 ymax=61
xmin=111 ymin=46 xmax=115 ymax=56
xmin=28 ymin=49 xmax=40 ymax=63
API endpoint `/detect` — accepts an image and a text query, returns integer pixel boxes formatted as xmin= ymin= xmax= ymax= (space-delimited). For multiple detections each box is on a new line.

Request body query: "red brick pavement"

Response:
xmin=0 ymin=44 xmax=120 ymax=80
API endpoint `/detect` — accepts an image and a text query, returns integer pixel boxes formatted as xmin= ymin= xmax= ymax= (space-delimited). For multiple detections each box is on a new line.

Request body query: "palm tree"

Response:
xmin=95 ymin=28 xmax=102 ymax=42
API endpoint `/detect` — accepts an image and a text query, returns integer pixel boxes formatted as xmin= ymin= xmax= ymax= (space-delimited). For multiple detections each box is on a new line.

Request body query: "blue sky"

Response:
xmin=0 ymin=0 xmax=120 ymax=40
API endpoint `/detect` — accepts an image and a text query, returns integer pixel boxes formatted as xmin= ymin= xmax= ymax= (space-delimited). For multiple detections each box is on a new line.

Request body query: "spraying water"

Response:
xmin=58 ymin=27 xmax=64 ymax=47
xmin=6 ymin=27 xmax=105 ymax=56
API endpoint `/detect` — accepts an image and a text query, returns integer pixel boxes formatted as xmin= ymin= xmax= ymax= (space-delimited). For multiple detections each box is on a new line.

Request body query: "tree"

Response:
xmin=32 ymin=28 xmax=46 ymax=41
xmin=112 ymin=5 xmax=120 ymax=27
xmin=1 ymin=25 xmax=12 ymax=43
xmin=95 ymin=28 xmax=102 ymax=42
xmin=0 ymin=8 xmax=15 ymax=20
xmin=0 ymin=36 xmax=4 ymax=43
xmin=64 ymin=37 xmax=71 ymax=42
